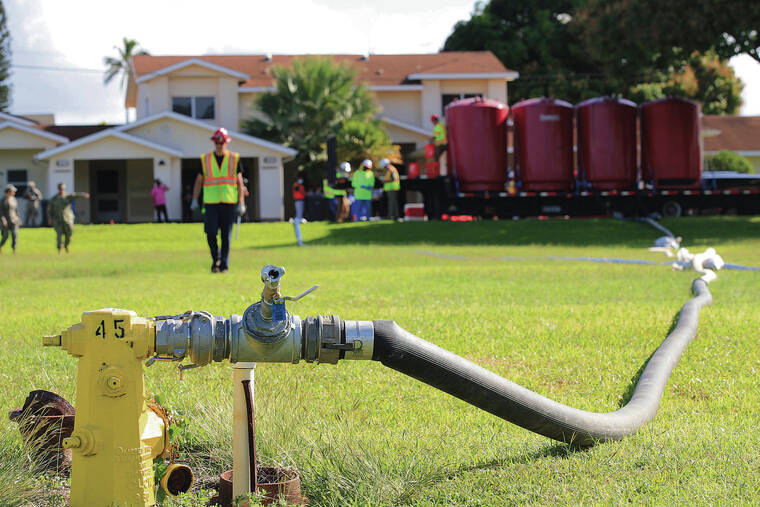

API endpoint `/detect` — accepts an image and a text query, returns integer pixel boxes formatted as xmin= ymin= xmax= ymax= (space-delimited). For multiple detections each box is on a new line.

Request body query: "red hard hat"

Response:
xmin=430 ymin=114 xmax=439 ymax=122
xmin=211 ymin=127 xmax=231 ymax=143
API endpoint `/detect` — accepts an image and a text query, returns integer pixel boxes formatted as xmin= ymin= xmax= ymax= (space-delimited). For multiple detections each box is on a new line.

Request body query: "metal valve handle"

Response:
xmin=275 ymin=284 xmax=319 ymax=303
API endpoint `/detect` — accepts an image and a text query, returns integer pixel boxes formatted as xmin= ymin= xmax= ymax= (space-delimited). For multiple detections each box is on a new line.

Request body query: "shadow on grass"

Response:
xmin=254 ymin=217 xmax=760 ymax=249
xmin=396 ymin=442 xmax=588 ymax=503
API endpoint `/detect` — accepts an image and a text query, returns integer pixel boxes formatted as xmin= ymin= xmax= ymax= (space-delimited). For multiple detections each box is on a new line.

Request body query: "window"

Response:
xmin=442 ymin=93 xmax=482 ymax=113
xmin=195 ymin=97 xmax=215 ymax=119
xmin=7 ymin=169 xmax=28 ymax=196
xmin=172 ymin=96 xmax=215 ymax=119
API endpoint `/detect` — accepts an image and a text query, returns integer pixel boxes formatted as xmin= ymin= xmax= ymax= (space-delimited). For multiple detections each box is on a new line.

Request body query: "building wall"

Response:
xmin=1 ymin=149 xmax=49 ymax=189
xmin=52 ymin=137 xmax=167 ymax=161
xmin=239 ymin=92 xmax=268 ymax=126
xmin=420 ymin=81 xmax=442 ymax=130
xmin=488 ymin=80 xmax=508 ymax=104
xmin=0 ymin=129 xmax=60 ymax=150
xmin=374 ymin=91 xmax=422 ymax=127
xmin=439 ymin=79 xmax=490 ymax=96
xmin=0 ymin=149 xmax=50 ymax=225
xmin=382 ymin=124 xmax=429 ymax=149
xmin=137 ymin=68 xmax=240 ymax=128
xmin=137 ymin=76 xmax=170 ymax=119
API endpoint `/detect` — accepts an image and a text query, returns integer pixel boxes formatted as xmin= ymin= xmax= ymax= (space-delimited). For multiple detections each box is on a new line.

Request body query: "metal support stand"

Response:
xmin=232 ymin=362 xmax=256 ymax=500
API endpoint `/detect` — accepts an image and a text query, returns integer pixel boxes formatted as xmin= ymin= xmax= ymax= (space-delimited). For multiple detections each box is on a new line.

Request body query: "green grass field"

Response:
xmin=1 ymin=217 xmax=759 ymax=506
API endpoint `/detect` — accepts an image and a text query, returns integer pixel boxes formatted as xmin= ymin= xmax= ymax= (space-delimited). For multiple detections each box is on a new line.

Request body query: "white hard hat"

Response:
xmin=361 ymin=159 xmax=373 ymax=169
xmin=379 ymin=158 xmax=390 ymax=169
xmin=339 ymin=161 xmax=351 ymax=173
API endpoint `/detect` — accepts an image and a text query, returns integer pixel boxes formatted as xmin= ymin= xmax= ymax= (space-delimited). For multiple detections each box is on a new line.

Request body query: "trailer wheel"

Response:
xmin=662 ymin=200 xmax=682 ymax=218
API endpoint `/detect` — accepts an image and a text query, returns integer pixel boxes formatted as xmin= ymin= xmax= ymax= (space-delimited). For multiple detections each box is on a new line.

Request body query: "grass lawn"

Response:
xmin=1 ymin=217 xmax=758 ymax=505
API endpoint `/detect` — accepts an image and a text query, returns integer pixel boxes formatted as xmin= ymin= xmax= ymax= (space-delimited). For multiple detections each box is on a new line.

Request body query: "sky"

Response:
xmin=5 ymin=0 xmax=760 ymax=125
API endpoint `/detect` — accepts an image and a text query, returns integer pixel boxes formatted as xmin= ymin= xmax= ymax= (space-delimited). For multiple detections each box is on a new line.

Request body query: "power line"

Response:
xmin=11 ymin=64 xmax=103 ymax=73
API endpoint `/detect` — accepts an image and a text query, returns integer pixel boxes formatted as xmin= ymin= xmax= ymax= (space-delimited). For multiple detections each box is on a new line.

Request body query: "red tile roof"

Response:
xmin=133 ymin=52 xmax=512 ymax=88
xmin=702 ymin=115 xmax=760 ymax=152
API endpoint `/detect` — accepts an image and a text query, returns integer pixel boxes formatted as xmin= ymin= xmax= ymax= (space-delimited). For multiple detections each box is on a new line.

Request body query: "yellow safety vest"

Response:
xmin=383 ymin=167 xmax=400 ymax=191
xmin=433 ymin=123 xmax=447 ymax=145
xmin=323 ymin=174 xmax=346 ymax=197
xmin=323 ymin=178 xmax=335 ymax=199
xmin=201 ymin=151 xmax=239 ymax=204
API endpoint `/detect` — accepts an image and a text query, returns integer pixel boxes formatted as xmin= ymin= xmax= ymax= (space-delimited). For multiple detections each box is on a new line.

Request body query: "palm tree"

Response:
xmin=104 ymin=38 xmax=148 ymax=121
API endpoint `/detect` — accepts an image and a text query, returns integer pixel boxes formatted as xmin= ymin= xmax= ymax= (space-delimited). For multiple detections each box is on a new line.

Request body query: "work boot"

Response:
xmin=211 ymin=260 xmax=221 ymax=273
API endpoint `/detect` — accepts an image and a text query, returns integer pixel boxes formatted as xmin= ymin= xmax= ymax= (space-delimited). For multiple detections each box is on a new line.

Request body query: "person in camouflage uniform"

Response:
xmin=24 ymin=181 xmax=43 ymax=226
xmin=47 ymin=182 xmax=89 ymax=254
xmin=1 ymin=184 xmax=20 ymax=254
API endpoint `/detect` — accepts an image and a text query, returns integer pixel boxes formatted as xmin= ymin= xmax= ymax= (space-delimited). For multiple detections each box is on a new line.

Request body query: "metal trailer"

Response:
xmin=400 ymin=171 xmax=760 ymax=219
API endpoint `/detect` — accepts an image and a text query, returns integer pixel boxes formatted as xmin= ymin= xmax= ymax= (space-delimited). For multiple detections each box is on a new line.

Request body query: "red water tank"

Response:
xmin=641 ymin=97 xmax=701 ymax=188
xmin=407 ymin=162 xmax=420 ymax=179
xmin=512 ymin=97 xmax=574 ymax=191
xmin=576 ymin=97 xmax=637 ymax=190
xmin=445 ymin=97 xmax=509 ymax=192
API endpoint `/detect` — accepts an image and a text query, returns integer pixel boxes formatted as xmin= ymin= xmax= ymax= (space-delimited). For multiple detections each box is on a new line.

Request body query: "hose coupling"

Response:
xmin=300 ymin=317 xmax=374 ymax=363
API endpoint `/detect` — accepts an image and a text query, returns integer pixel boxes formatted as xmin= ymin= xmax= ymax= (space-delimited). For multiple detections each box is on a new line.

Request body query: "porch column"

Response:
xmin=258 ymin=156 xmax=284 ymax=221
xmin=153 ymin=157 xmax=181 ymax=220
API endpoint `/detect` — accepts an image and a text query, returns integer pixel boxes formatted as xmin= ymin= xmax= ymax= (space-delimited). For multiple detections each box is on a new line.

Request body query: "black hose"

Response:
xmin=241 ymin=379 xmax=258 ymax=492
xmin=371 ymin=279 xmax=712 ymax=447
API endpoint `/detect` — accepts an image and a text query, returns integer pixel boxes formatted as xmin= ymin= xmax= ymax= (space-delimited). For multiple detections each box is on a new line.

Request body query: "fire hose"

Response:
xmin=149 ymin=265 xmax=712 ymax=448
xmin=44 ymin=262 xmax=717 ymax=505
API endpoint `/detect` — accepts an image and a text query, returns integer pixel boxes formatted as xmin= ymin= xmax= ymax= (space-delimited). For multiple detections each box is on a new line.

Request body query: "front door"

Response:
xmin=91 ymin=161 xmax=126 ymax=223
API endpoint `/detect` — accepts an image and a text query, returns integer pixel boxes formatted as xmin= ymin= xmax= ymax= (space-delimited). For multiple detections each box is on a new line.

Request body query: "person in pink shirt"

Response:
xmin=150 ymin=179 xmax=169 ymax=222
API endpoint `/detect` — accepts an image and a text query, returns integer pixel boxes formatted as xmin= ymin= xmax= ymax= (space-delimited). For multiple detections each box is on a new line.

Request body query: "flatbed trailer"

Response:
xmin=401 ymin=172 xmax=760 ymax=219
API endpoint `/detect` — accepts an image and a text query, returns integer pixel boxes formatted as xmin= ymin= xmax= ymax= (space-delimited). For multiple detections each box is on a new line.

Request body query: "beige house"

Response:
xmin=0 ymin=112 xmax=69 ymax=225
xmin=2 ymin=51 xmax=516 ymax=223
xmin=35 ymin=112 xmax=296 ymax=223
xmin=129 ymin=52 xmax=517 ymax=165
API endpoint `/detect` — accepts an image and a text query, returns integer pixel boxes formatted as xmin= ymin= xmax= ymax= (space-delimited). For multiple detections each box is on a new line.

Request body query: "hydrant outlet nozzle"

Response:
xmin=42 ymin=334 xmax=62 ymax=347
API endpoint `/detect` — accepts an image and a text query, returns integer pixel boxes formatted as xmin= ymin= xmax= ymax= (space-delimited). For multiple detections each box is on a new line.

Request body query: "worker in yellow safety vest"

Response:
xmin=323 ymin=162 xmax=350 ymax=222
xmin=430 ymin=114 xmax=448 ymax=162
xmin=191 ymin=127 xmax=247 ymax=273
xmin=351 ymin=159 xmax=375 ymax=221
xmin=380 ymin=158 xmax=401 ymax=221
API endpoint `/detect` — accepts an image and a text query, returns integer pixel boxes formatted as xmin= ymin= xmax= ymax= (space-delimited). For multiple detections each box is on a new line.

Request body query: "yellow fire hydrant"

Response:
xmin=44 ymin=308 xmax=170 ymax=507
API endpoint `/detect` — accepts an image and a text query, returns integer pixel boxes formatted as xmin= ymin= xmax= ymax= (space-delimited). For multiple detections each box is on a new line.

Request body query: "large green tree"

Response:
xmin=443 ymin=0 xmax=599 ymax=103
xmin=578 ymin=0 xmax=760 ymax=67
xmin=630 ymin=51 xmax=744 ymax=115
xmin=0 ymin=1 xmax=11 ymax=111
xmin=443 ymin=0 xmax=746 ymax=113
xmin=103 ymin=38 xmax=148 ymax=90
xmin=242 ymin=57 xmax=396 ymax=180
